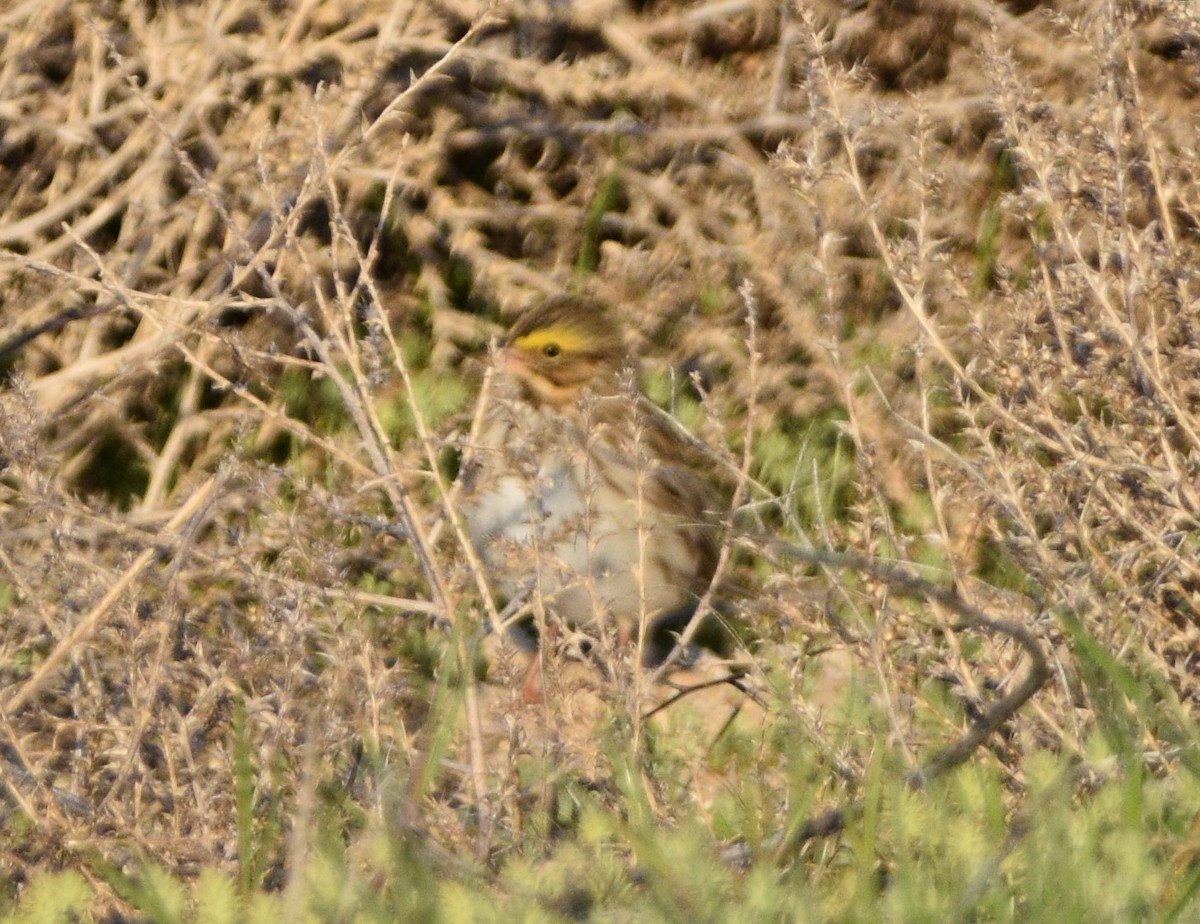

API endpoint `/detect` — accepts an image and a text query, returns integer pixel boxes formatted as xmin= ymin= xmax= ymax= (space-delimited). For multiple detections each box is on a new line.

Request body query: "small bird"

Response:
xmin=460 ymin=294 xmax=722 ymax=693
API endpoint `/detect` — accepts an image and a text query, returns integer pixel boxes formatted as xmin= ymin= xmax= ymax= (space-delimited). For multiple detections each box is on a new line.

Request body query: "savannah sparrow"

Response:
xmin=460 ymin=294 xmax=721 ymax=682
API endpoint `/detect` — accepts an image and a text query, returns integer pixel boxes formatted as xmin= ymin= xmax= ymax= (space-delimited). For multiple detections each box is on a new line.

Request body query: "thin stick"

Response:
xmin=4 ymin=475 xmax=221 ymax=715
xmin=758 ymin=540 xmax=1051 ymax=860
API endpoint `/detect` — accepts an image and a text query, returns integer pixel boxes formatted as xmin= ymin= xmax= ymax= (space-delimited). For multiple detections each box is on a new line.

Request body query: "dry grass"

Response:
xmin=1 ymin=0 xmax=1199 ymax=915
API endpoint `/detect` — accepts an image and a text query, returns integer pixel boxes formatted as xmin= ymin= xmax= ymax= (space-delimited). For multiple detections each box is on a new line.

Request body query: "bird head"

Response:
xmin=498 ymin=295 xmax=626 ymax=408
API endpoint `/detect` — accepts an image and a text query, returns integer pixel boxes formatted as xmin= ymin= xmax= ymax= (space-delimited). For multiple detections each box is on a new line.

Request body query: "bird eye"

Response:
xmin=543 ymin=343 xmax=561 ymax=358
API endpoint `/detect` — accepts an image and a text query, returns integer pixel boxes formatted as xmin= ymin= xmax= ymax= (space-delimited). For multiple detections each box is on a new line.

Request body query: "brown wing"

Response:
xmin=648 ymin=462 xmax=722 ymax=586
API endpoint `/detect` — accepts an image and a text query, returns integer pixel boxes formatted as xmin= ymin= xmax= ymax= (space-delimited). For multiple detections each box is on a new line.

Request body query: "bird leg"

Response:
xmin=520 ymin=620 xmax=557 ymax=705
xmin=520 ymin=656 xmax=544 ymax=705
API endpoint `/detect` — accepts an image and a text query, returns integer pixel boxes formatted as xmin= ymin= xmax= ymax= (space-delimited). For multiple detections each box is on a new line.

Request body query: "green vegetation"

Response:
xmin=5 ymin=721 xmax=1197 ymax=922
xmin=2 ymin=0 xmax=1199 ymax=920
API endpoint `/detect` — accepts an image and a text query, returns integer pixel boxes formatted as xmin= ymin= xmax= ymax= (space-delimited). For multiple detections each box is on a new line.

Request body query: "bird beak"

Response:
xmin=494 ymin=345 xmax=524 ymax=376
